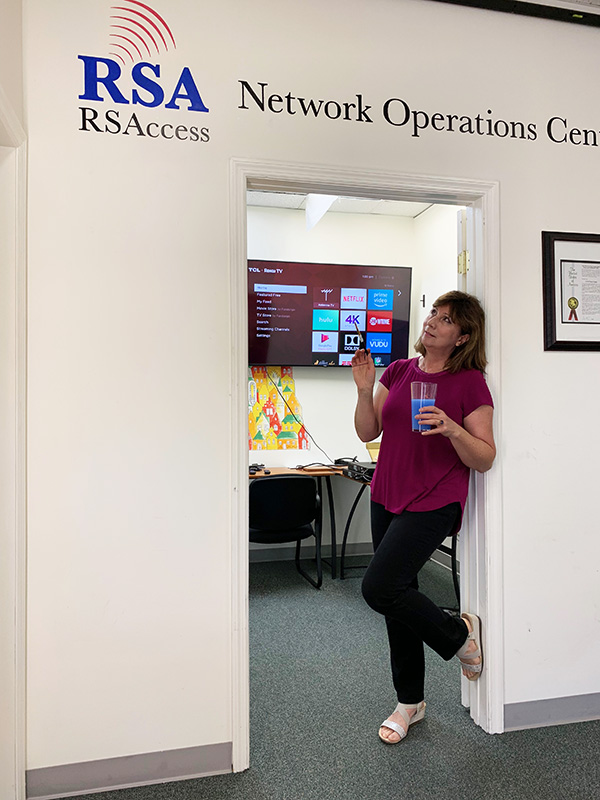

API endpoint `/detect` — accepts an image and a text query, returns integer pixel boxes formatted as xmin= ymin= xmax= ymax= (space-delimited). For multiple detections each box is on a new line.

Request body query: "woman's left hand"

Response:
xmin=416 ymin=405 xmax=456 ymax=438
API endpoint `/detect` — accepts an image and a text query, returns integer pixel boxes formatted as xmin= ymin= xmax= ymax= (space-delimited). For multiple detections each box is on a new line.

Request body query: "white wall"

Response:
xmin=23 ymin=0 xmax=600 ymax=775
xmin=247 ymin=204 xmax=457 ymax=549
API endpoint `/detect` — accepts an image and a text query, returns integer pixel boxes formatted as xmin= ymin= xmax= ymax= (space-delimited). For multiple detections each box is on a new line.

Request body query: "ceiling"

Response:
xmin=247 ymin=190 xmax=433 ymax=218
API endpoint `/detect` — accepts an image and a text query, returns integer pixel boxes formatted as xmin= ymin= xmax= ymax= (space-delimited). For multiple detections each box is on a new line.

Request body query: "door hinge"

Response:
xmin=457 ymin=249 xmax=470 ymax=275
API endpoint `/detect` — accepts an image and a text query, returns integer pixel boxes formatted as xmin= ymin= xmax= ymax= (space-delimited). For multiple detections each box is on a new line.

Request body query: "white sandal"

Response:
xmin=378 ymin=700 xmax=426 ymax=744
xmin=456 ymin=612 xmax=483 ymax=681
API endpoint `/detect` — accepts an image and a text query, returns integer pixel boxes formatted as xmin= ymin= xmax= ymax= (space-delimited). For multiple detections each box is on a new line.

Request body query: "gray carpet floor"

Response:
xmin=57 ymin=557 xmax=599 ymax=800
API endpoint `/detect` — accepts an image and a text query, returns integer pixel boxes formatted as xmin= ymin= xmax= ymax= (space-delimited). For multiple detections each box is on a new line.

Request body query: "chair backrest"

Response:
xmin=249 ymin=476 xmax=319 ymax=531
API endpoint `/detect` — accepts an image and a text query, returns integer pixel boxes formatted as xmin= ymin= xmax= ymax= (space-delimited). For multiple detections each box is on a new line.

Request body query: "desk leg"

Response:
xmin=325 ymin=476 xmax=336 ymax=579
xmin=340 ymin=483 xmax=368 ymax=580
xmin=317 ymin=477 xmax=337 ymax=579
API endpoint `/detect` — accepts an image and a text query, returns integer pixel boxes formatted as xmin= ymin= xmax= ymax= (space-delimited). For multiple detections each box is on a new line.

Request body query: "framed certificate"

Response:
xmin=542 ymin=231 xmax=600 ymax=351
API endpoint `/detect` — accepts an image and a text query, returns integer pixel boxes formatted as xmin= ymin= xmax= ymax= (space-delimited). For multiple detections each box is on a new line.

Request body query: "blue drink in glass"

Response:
xmin=411 ymin=397 xmax=422 ymax=432
xmin=410 ymin=381 xmax=437 ymax=432
xmin=418 ymin=397 xmax=435 ymax=431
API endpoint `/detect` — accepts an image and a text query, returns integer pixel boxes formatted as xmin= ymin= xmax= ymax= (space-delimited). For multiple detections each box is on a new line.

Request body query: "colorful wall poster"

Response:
xmin=248 ymin=366 xmax=309 ymax=451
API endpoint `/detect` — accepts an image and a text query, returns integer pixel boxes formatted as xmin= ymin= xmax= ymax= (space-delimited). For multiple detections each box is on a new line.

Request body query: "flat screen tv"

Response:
xmin=248 ymin=259 xmax=412 ymax=367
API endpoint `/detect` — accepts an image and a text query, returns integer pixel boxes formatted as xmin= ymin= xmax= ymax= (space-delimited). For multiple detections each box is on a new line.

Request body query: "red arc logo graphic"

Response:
xmin=109 ymin=0 xmax=176 ymax=65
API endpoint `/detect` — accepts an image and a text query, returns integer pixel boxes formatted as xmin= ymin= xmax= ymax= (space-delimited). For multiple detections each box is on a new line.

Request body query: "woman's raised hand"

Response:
xmin=351 ymin=348 xmax=376 ymax=392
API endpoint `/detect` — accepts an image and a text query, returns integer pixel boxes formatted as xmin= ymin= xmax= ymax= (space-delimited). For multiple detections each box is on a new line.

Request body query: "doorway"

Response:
xmin=230 ymin=159 xmax=503 ymax=770
xmin=0 ymin=135 xmax=27 ymax=798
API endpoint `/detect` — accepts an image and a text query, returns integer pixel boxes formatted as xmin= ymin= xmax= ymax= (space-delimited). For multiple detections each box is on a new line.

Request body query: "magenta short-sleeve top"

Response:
xmin=369 ymin=357 xmax=494 ymax=531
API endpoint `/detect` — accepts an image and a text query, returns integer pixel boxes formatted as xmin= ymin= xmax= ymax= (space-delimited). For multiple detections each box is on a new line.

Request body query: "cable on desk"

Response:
xmin=295 ymin=462 xmax=345 ymax=471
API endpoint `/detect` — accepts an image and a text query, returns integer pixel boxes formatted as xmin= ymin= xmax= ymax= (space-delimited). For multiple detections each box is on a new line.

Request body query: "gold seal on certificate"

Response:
xmin=567 ymin=296 xmax=579 ymax=321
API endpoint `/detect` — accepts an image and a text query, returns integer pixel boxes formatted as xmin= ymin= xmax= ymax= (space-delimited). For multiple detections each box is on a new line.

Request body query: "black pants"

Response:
xmin=362 ymin=500 xmax=469 ymax=704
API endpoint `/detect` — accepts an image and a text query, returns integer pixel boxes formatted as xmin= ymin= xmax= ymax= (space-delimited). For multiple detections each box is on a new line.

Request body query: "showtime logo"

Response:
xmin=367 ymin=311 xmax=392 ymax=332
xmin=78 ymin=1 xmax=209 ymax=143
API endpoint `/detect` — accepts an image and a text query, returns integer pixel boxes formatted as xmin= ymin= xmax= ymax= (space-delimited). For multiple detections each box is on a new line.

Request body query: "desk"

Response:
xmin=249 ymin=466 xmax=344 ymax=578
xmin=249 ymin=466 xmax=460 ymax=609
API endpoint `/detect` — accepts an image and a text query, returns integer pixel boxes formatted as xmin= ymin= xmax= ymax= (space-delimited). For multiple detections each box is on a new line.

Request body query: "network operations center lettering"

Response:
xmin=239 ymin=80 xmax=600 ymax=149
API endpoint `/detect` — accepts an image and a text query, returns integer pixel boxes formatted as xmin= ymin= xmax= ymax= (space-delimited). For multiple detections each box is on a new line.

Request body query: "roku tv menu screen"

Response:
xmin=248 ymin=260 xmax=411 ymax=367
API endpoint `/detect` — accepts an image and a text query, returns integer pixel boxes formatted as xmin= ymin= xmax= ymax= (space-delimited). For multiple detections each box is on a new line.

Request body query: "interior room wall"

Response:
xmin=413 ymin=204 xmax=464 ymax=325
xmin=247 ymin=206 xmax=415 ymax=476
xmin=247 ymin=204 xmax=457 ymax=552
xmin=22 ymin=0 xmax=600 ymax=785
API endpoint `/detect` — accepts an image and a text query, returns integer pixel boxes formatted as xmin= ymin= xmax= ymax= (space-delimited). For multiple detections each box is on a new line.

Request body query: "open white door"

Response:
xmin=457 ymin=204 xmax=504 ymax=732
xmin=0 ymin=87 xmax=27 ymax=800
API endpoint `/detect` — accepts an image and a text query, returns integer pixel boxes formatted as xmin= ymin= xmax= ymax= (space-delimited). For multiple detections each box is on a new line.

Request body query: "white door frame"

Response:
xmin=0 ymin=82 xmax=27 ymax=800
xmin=229 ymin=159 xmax=503 ymax=770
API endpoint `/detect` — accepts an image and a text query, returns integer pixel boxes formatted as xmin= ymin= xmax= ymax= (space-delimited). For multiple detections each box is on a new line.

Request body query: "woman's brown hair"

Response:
xmin=414 ymin=290 xmax=487 ymax=373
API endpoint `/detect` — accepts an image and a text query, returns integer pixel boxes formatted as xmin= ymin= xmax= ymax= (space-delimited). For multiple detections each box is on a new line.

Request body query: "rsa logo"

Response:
xmin=78 ymin=1 xmax=209 ymax=143
xmin=79 ymin=56 xmax=208 ymax=112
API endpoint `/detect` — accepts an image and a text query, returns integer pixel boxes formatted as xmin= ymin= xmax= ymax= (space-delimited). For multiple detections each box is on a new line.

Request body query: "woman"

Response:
xmin=352 ymin=290 xmax=495 ymax=744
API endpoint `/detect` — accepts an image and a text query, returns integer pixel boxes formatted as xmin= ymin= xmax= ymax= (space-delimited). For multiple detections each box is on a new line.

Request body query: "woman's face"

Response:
xmin=421 ymin=304 xmax=469 ymax=352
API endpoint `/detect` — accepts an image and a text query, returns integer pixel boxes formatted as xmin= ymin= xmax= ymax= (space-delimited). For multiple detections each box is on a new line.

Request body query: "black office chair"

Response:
xmin=249 ymin=475 xmax=323 ymax=589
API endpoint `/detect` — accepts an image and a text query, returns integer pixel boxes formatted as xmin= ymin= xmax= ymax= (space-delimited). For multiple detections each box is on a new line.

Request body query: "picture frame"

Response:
xmin=542 ymin=230 xmax=600 ymax=351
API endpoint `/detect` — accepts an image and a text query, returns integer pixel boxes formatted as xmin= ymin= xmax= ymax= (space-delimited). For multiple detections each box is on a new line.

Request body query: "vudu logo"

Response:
xmin=78 ymin=1 xmax=209 ymax=143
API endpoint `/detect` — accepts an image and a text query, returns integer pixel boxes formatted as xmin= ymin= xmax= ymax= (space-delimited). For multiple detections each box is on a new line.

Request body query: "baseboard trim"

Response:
xmin=25 ymin=741 xmax=232 ymax=800
xmin=504 ymin=693 xmax=600 ymax=731
xmin=249 ymin=542 xmax=374 ymax=563
xmin=250 ymin=543 xmax=453 ymax=567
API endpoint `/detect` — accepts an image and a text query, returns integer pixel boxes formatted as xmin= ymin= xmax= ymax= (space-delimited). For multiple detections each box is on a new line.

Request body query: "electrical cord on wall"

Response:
xmin=265 ymin=369 xmax=334 ymax=464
